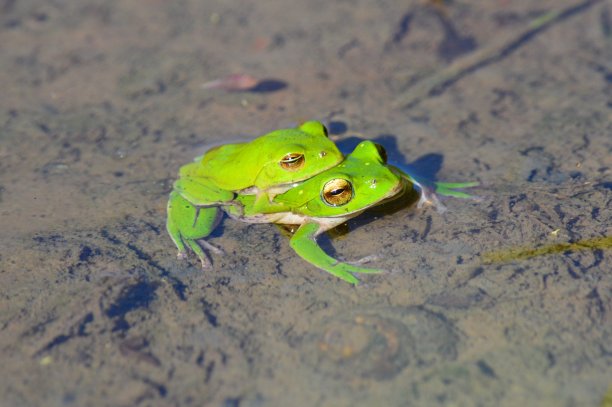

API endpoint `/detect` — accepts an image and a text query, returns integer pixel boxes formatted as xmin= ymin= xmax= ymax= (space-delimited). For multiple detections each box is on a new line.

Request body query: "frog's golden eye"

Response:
xmin=374 ymin=143 xmax=388 ymax=164
xmin=280 ymin=153 xmax=305 ymax=171
xmin=322 ymin=179 xmax=353 ymax=206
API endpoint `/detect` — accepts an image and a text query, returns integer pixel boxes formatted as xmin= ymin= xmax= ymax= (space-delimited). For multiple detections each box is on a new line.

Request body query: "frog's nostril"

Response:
xmin=319 ymin=151 xmax=327 ymax=158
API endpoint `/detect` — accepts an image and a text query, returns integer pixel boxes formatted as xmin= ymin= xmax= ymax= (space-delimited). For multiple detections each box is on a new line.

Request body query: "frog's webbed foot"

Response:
xmin=416 ymin=186 xmax=447 ymax=213
xmin=433 ymin=181 xmax=480 ymax=200
xmin=346 ymin=254 xmax=381 ymax=266
xmin=327 ymin=262 xmax=386 ymax=285
xmin=412 ymin=179 xmax=480 ymax=213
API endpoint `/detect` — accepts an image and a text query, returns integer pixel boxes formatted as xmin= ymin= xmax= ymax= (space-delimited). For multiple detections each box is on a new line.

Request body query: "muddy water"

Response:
xmin=1 ymin=1 xmax=611 ymax=406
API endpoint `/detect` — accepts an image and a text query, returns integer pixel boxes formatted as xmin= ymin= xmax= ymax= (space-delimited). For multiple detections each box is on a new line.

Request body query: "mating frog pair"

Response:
xmin=166 ymin=121 xmax=476 ymax=284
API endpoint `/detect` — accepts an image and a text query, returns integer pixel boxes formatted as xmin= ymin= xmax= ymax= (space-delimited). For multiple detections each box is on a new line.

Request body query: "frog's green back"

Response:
xmin=183 ymin=121 xmax=343 ymax=191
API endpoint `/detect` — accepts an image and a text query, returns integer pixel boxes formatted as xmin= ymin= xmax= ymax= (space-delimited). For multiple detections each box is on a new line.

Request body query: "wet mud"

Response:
xmin=1 ymin=0 xmax=611 ymax=406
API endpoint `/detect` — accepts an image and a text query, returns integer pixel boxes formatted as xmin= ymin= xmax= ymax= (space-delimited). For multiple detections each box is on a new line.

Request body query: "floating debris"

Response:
xmin=482 ymin=235 xmax=612 ymax=264
xmin=201 ymin=74 xmax=287 ymax=93
xmin=201 ymin=74 xmax=260 ymax=91
xmin=39 ymin=356 xmax=53 ymax=366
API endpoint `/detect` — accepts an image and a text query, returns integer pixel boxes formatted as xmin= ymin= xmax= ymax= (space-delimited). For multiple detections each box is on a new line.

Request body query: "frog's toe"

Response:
xmin=184 ymin=239 xmax=214 ymax=269
xmin=433 ymin=181 xmax=480 ymax=201
xmin=417 ymin=188 xmax=447 ymax=213
xmin=348 ymin=254 xmax=381 ymax=266
xmin=198 ymin=239 xmax=225 ymax=255
xmin=326 ymin=263 xmax=385 ymax=285
xmin=177 ymin=251 xmax=188 ymax=260
xmin=331 ymin=269 xmax=360 ymax=285
xmin=199 ymin=257 xmax=213 ymax=270
xmin=349 ymin=266 xmax=386 ymax=275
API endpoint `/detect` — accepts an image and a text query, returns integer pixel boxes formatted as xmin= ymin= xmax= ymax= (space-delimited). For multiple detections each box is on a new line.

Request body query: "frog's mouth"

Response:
xmin=384 ymin=181 xmax=407 ymax=200
xmin=357 ymin=180 xmax=406 ymax=212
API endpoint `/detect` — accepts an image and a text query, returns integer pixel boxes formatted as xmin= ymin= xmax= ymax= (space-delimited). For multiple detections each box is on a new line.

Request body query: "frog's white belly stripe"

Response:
xmin=228 ymin=211 xmax=364 ymax=231
xmin=229 ymin=212 xmax=307 ymax=224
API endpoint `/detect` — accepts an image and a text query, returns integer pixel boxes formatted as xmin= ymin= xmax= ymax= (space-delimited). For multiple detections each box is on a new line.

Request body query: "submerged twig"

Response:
xmin=482 ymin=235 xmax=612 ymax=264
xmin=393 ymin=0 xmax=603 ymax=109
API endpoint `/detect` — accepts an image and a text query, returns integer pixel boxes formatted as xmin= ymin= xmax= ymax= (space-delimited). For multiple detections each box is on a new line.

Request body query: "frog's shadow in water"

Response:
xmin=335 ymin=133 xmax=444 ymax=183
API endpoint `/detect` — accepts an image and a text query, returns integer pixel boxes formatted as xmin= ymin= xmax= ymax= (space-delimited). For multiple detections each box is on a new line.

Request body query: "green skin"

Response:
xmin=168 ymin=140 xmax=477 ymax=284
xmin=167 ymin=121 xmax=343 ymax=267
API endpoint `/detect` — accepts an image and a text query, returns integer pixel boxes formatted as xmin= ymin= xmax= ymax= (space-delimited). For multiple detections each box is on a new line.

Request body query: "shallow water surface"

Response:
xmin=0 ymin=1 xmax=611 ymax=406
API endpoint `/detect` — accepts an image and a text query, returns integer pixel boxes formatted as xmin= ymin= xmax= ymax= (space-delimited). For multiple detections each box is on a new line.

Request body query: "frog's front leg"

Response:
xmin=167 ymin=191 xmax=223 ymax=269
xmin=250 ymin=191 xmax=291 ymax=214
xmin=289 ymin=222 xmax=384 ymax=285
xmin=174 ymin=176 xmax=237 ymax=207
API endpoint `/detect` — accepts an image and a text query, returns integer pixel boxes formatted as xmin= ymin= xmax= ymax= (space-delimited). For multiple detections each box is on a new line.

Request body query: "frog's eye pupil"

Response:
xmin=280 ymin=153 xmax=305 ymax=171
xmin=322 ymin=179 xmax=353 ymax=206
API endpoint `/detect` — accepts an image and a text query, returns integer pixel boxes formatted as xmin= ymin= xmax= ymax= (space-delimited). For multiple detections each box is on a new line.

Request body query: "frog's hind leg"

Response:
xmin=167 ymin=191 xmax=223 ymax=269
xmin=166 ymin=211 xmax=189 ymax=259
xmin=290 ymin=222 xmax=385 ymax=285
